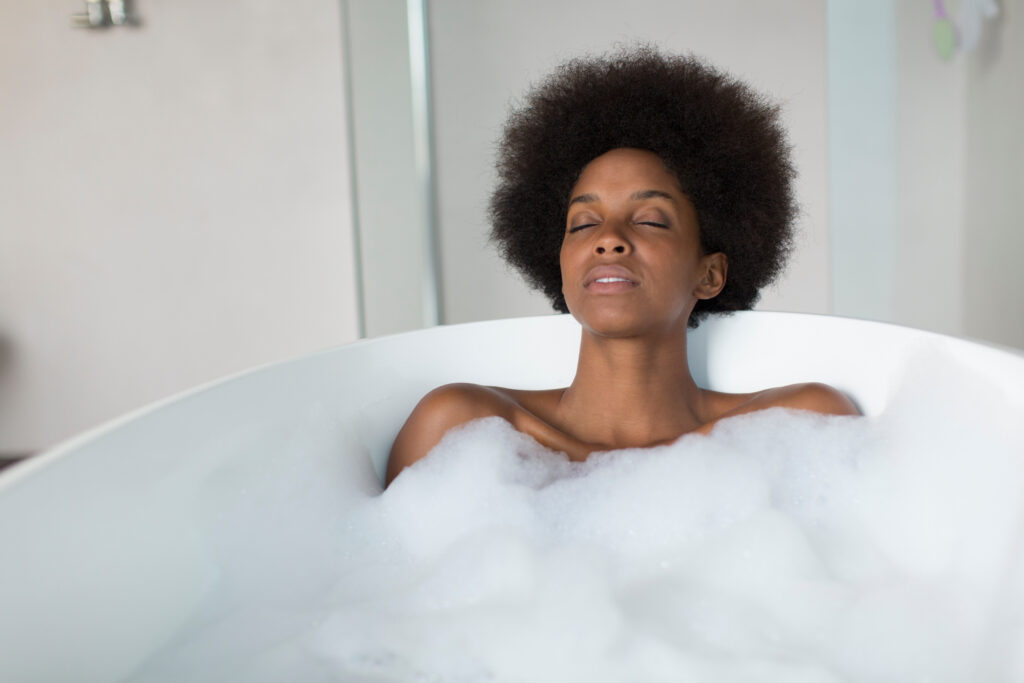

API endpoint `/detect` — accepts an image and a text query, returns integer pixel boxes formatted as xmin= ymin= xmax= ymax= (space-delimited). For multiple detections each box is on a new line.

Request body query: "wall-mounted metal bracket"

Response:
xmin=72 ymin=0 xmax=140 ymax=29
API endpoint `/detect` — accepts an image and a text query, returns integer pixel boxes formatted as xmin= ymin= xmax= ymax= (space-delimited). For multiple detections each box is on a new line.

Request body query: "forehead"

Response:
xmin=571 ymin=148 xmax=683 ymax=196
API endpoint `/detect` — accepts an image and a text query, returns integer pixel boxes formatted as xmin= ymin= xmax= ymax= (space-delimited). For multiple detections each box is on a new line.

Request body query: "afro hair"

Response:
xmin=488 ymin=46 xmax=797 ymax=328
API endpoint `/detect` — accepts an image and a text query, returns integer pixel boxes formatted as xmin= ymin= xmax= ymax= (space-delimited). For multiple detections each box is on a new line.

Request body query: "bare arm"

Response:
xmin=385 ymin=383 xmax=507 ymax=487
xmin=707 ymin=382 xmax=860 ymax=430
xmin=762 ymin=382 xmax=861 ymax=416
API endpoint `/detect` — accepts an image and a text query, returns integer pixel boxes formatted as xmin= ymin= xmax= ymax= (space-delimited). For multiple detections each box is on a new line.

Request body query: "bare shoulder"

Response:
xmin=385 ymin=383 xmax=514 ymax=486
xmin=746 ymin=382 xmax=860 ymax=417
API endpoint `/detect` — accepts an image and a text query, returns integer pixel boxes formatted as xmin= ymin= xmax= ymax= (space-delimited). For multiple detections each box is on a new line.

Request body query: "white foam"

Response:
xmin=127 ymin=350 xmax=1024 ymax=682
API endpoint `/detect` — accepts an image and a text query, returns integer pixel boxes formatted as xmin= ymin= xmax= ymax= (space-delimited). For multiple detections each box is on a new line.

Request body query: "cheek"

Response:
xmin=558 ymin=244 xmax=572 ymax=291
xmin=561 ymin=250 xmax=569 ymax=294
xmin=661 ymin=255 xmax=700 ymax=298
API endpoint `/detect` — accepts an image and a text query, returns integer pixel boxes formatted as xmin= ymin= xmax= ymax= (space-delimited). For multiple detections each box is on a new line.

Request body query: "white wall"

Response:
xmin=0 ymin=1 xmax=360 ymax=452
xmin=829 ymin=0 xmax=968 ymax=336
xmin=828 ymin=0 xmax=1022 ymax=349
xmin=963 ymin=0 xmax=1024 ymax=348
xmin=891 ymin=1 xmax=967 ymax=337
xmin=828 ymin=1 xmax=899 ymax=323
xmin=428 ymin=0 xmax=831 ymax=324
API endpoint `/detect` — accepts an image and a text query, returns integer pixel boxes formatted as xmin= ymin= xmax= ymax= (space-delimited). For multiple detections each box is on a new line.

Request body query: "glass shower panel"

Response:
xmin=343 ymin=0 xmax=440 ymax=337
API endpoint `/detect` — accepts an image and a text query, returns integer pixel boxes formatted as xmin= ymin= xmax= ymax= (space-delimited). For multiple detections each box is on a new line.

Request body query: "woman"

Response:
xmin=386 ymin=47 xmax=857 ymax=486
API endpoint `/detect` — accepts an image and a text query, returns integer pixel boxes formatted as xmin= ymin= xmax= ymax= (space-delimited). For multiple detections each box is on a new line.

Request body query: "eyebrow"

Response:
xmin=568 ymin=189 xmax=675 ymax=206
xmin=630 ymin=189 xmax=674 ymax=202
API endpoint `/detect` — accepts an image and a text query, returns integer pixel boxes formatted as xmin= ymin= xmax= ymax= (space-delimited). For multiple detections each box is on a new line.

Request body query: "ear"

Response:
xmin=694 ymin=252 xmax=727 ymax=300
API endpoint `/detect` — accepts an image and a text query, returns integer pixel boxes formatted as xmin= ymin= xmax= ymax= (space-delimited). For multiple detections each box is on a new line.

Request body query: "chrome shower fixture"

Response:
xmin=72 ymin=0 xmax=140 ymax=29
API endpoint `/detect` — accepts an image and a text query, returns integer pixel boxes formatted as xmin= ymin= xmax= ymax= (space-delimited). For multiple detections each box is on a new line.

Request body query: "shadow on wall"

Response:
xmin=0 ymin=333 xmax=32 ymax=465
xmin=0 ymin=331 xmax=10 ymax=408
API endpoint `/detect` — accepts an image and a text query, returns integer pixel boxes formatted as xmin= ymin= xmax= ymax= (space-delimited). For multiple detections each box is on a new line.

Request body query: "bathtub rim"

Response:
xmin=0 ymin=314 xmax=574 ymax=492
xmin=2 ymin=309 xmax=1020 ymax=494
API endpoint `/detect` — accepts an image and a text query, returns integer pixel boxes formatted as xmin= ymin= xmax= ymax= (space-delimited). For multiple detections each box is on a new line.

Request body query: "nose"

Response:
xmin=594 ymin=222 xmax=632 ymax=255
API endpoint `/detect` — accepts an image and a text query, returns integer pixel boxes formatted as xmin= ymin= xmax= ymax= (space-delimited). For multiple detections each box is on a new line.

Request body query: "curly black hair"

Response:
xmin=489 ymin=46 xmax=797 ymax=328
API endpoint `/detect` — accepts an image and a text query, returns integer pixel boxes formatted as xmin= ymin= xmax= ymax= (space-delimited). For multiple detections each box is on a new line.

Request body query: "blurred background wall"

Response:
xmin=830 ymin=0 xmax=1023 ymax=342
xmin=0 ymin=1 xmax=360 ymax=453
xmin=1 ymin=0 xmax=1020 ymax=456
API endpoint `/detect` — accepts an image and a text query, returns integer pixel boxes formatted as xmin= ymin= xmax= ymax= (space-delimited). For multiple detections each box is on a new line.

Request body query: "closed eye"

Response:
xmin=568 ymin=223 xmax=598 ymax=233
xmin=638 ymin=221 xmax=668 ymax=229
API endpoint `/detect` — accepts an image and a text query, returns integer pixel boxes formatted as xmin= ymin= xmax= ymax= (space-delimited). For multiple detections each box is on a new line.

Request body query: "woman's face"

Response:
xmin=560 ymin=147 xmax=725 ymax=338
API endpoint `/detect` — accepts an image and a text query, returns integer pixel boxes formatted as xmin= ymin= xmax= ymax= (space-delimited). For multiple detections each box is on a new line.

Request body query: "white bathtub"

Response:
xmin=1 ymin=311 xmax=1022 ymax=681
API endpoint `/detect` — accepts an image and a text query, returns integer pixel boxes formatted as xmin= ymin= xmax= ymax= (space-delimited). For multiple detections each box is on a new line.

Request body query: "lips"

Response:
xmin=584 ymin=264 xmax=638 ymax=288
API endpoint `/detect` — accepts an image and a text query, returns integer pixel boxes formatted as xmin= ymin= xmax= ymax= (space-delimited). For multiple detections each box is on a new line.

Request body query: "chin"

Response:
xmin=569 ymin=300 xmax=691 ymax=340
xmin=570 ymin=303 xmax=649 ymax=338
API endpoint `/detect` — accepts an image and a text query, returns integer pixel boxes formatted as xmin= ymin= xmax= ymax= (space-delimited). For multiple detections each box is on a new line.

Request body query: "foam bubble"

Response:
xmin=127 ymin=350 xmax=1024 ymax=682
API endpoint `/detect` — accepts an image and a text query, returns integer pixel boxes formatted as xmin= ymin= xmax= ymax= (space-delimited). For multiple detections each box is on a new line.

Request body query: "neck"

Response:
xmin=552 ymin=324 xmax=706 ymax=450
